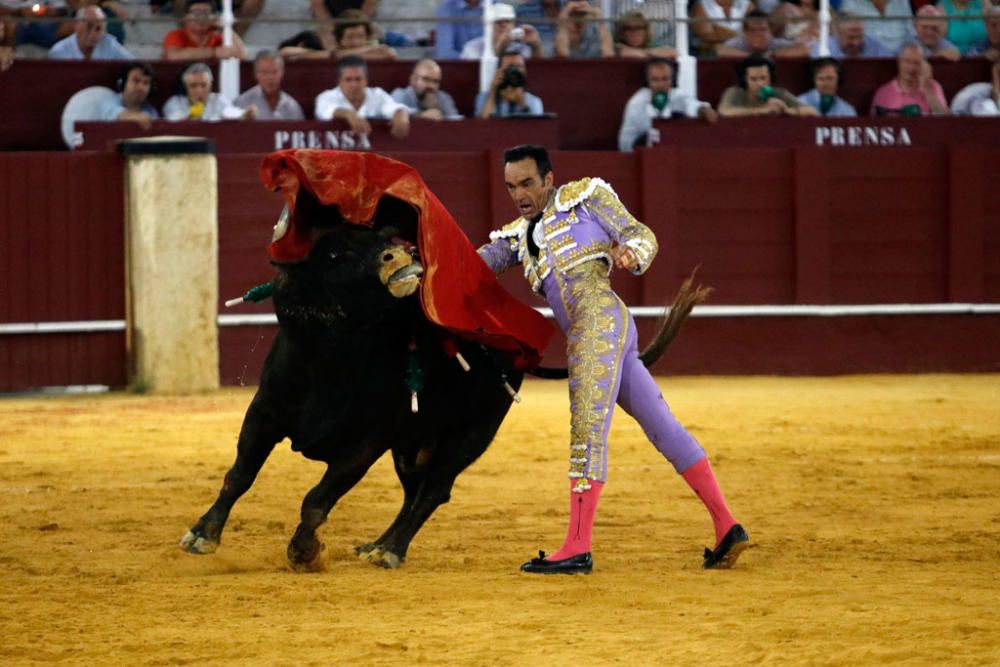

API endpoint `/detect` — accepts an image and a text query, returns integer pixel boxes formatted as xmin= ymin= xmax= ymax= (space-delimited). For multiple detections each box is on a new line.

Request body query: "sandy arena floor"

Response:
xmin=1 ymin=375 xmax=998 ymax=665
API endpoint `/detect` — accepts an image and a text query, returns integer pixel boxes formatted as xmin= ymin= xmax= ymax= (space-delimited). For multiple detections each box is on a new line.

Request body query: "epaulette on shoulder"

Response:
xmin=488 ymin=217 xmax=527 ymax=242
xmin=555 ymin=177 xmax=620 ymax=212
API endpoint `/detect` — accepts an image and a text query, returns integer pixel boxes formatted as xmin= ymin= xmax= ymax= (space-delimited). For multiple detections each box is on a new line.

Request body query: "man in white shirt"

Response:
xmin=618 ymin=58 xmax=717 ymax=152
xmin=163 ymin=62 xmax=253 ymax=121
xmin=314 ymin=55 xmax=409 ymax=139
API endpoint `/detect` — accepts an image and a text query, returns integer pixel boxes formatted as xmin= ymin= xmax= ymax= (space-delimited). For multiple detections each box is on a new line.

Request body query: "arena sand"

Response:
xmin=1 ymin=375 xmax=997 ymax=666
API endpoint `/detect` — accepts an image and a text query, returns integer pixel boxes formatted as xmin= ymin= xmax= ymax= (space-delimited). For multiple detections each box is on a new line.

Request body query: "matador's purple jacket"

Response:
xmin=477 ymin=178 xmax=706 ymax=492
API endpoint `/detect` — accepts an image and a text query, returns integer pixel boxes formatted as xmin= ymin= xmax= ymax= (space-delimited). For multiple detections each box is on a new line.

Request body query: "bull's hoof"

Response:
xmin=357 ymin=545 xmax=403 ymax=569
xmin=287 ymin=539 xmax=325 ymax=572
xmin=179 ymin=530 xmax=218 ymax=555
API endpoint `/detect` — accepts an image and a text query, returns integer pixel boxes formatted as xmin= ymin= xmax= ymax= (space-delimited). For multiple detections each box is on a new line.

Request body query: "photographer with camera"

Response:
xmin=718 ymin=55 xmax=816 ymax=117
xmin=475 ymin=51 xmax=545 ymax=118
xmin=460 ymin=3 xmax=543 ymax=60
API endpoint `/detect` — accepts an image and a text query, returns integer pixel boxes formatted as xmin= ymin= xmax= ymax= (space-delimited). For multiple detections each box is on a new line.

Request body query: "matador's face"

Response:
xmin=504 ymin=158 xmax=553 ymax=221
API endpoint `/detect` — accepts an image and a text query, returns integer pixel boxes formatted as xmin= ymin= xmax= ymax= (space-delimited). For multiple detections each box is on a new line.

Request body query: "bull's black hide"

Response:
xmin=181 ymin=197 xmax=522 ymax=569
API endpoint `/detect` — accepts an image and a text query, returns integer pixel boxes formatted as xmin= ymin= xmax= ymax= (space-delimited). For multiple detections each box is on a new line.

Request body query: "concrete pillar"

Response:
xmin=121 ymin=137 xmax=219 ymax=394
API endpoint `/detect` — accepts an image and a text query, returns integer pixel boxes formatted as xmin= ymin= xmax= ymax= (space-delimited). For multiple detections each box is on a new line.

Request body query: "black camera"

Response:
xmin=498 ymin=66 xmax=526 ymax=90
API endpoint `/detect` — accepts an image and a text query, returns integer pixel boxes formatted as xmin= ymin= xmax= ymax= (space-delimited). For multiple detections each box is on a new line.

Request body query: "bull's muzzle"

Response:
xmin=379 ymin=246 xmax=423 ymax=298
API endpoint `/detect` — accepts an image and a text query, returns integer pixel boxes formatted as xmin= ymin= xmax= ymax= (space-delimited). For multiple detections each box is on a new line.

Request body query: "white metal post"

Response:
xmin=818 ymin=0 xmax=831 ymax=56
xmin=479 ymin=0 xmax=497 ymax=93
xmin=675 ymin=0 xmax=697 ymax=97
xmin=219 ymin=0 xmax=239 ymax=101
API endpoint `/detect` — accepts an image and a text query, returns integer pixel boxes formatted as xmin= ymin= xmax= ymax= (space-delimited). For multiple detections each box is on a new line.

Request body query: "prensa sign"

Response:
xmin=273 ymin=130 xmax=372 ymax=151
xmin=815 ymin=125 xmax=913 ymax=147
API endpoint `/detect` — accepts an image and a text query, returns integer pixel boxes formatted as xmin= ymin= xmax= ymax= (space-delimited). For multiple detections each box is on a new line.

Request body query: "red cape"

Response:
xmin=260 ymin=149 xmax=554 ymax=366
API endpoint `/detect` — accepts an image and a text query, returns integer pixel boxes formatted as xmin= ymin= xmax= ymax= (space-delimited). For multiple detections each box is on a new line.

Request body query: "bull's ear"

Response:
xmin=377 ymin=225 xmax=400 ymax=240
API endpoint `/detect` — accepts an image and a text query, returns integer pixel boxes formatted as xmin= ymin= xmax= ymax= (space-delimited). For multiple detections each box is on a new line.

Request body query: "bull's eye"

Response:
xmin=382 ymin=253 xmax=394 ymax=262
xmin=328 ymin=251 xmax=340 ymax=260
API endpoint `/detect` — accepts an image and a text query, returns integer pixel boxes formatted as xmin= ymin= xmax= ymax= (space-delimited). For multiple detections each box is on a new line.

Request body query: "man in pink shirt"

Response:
xmin=870 ymin=42 xmax=949 ymax=115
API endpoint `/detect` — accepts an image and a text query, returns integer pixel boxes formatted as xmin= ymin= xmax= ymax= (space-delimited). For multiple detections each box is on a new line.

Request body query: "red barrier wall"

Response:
xmin=2 ymin=136 xmax=998 ymax=391
xmin=0 ymin=153 xmax=127 ymax=391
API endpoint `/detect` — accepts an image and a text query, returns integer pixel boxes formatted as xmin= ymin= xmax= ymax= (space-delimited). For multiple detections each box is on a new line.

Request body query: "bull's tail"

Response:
xmin=526 ymin=268 xmax=712 ymax=380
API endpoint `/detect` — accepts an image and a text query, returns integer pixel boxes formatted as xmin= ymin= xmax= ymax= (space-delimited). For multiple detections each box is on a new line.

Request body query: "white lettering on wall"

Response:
xmin=274 ymin=129 xmax=374 ymax=151
xmin=815 ymin=125 xmax=914 ymax=147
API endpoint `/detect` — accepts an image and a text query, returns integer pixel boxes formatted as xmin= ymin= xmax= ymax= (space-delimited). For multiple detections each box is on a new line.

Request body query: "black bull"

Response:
xmin=181 ymin=194 xmax=707 ymax=569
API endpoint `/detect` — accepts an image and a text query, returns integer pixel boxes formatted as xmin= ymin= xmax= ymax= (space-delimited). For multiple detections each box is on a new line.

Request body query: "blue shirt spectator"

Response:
xmin=797 ymin=89 xmax=857 ymax=117
xmin=50 ymin=32 xmax=133 ymax=60
xmin=516 ymin=0 xmax=559 ymax=56
xmin=99 ymin=96 xmax=160 ymax=121
xmin=435 ymin=0 xmax=484 ymax=59
xmin=48 ymin=7 xmax=133 ymax=60
xmin=812 ymin=17 xmax=895 ymax=58
xmin=474 ymin=90 xmax=544 ymax=116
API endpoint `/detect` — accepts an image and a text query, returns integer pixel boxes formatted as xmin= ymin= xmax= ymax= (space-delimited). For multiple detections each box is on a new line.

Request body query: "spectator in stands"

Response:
xmin=618 ymin=57 xmax=717 ymax=152
xmin=234 ymin=50 xmax=304 ymax=120
xmin=333 ymin=8 xmax=396 ymax=60
xmin=555 ymin=0 xmax=613 ymax=58
xmin=796 ymin=57 xmax=858 ymax=116
xmin=163 ymin=62 xmax=253 ymax=120
xmin=913 ymin=5 xmax=961 ymax=61
xmin=811 ymin=13 xmax=894 ymax=58
xmin=950 ymin=55 xmax=999 ymax=115
xmin=461 ymin=2 xmax=544 ymax=60
xmin=716 ymin=9 xmax=809 ymax=58
xmin=49 ymin=6 xmax=131 ymax=59
xmin=516 ymin=0 xmax=559 ymax=57
xmin=315 ymin=54 xmax=409 ymax=138
xmin=391 ymin=58 xmax=460 ymax=119
xmin=938 ymin=0 xmax=988 ymax=55
xmin=277 ymin=28 xmax=335 ymax=60
xmin=769 ymin=0 xmax=819 ymax=45
xmin=613 ymin=10 xmax=677 ymax=59
xmin=0 ymin=20 xmax=12 ymax=71
xmin=690 ymin=0 xmax=752 ymax=56
xmin=838 ymin=0 xmax=914 ymax=54
xmin=310 ymin=0 xmax=367 ymax=46
xmin=436 ymin=0 xmax=483 ymax=60
xmin=100 ymin=61 xmax=159 ymax=127
xmin=475 ymin=50 xmax=545 ymax=117
xmin=163 ymin=0 xmax=247 ymax=61
xmin=966 ymin=5 xmax=1000 ymax=59
xmin=870 ymin=42 xmax=949 ymax=115
xmin=65 ymin=0 xmax=129 ymax=46
xmin=3 ymin=0 xmax=70 ymax=50
xmin=718 ymin=54 xmax=818 ymax=116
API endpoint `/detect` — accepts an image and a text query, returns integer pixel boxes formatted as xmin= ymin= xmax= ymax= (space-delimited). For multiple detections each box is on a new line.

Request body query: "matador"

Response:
xmin=476 ymin=145 xmax=750 ymax=574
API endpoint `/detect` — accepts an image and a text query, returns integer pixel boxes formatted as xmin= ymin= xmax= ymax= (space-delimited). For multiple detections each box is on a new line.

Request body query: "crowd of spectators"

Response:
xmin=2 ymin=0 xmax=996 ymax=63
xmin=1 ymin=0 xmax=997 ymax=146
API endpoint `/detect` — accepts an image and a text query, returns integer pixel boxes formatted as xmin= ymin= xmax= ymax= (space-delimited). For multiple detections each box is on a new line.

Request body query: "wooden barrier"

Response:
xmin=1 ymin=125 xmax=998 ymax=390
xmin=77 ymin=117 xmax=560 ymax=153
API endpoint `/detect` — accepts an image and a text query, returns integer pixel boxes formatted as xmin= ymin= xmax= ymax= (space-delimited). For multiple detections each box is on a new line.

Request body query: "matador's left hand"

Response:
xmin=611 ymin=245 xmax=638 ymax=271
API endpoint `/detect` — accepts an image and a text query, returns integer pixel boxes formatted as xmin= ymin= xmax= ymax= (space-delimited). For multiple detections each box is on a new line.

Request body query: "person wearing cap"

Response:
xmin=460 ymin=3 xmax=543 ymax=60
xmin=913 ymin=5 xmax=960 ymax=61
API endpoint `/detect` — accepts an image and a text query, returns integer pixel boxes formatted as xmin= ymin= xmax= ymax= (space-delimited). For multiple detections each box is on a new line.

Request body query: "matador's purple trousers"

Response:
xmin=544 ymin=261 xmax=705 ymax=490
